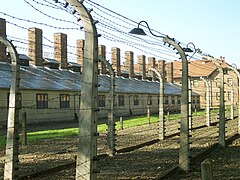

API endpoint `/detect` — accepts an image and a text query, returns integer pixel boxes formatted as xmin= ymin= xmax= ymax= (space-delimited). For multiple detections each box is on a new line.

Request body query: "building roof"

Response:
xmin=43 ymin=58 xmax=60 ymax=64
xmin=0 ymin=62 xmax=199 ymax=96
xmin=170 ymin=59 xmax=230 ymax=78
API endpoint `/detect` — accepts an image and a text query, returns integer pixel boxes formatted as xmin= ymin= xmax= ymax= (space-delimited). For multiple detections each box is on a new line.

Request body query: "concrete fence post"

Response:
xmin=201 ymin=158 xmax=213 ymax=180
xmin=200 ymin=77 xmax=211 ymax=126
xmin=22 ymin=112 xmax=27 ymax=145
xmin=64 ymin=0 xmax=99 ymax=179
xmin=228 ymin=66 xmax=240 ymax=134
xmin=149 ymin=67 xmax=164 ymax=140
xmin=1 ymin=37 xmax=21 ymax=180
xmin=147 ymin=105 xmax=150 ymax=125
xmin=99 ymin=57 xmax=116 ymax=156
xmin=163 ymin=37 xmax=190 ymax=172
xmin=120 ymin=117 xmax=123 ymax=130
xmin=188 ymin=79 xmax=192 ymax=131
xmin=211 ymin=59 xmax=225 ymax=147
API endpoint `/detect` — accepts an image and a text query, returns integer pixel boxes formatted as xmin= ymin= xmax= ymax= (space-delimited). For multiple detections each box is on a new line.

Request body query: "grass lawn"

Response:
xmin=0 ymin=110 xmax=209 ymax=148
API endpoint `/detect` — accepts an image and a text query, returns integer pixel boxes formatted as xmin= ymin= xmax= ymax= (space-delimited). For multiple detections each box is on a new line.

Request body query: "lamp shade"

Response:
xmin=129 ymin=28 xmax=147 ymax=35
xmin=183 ymin=47 xmax=193 ymax=53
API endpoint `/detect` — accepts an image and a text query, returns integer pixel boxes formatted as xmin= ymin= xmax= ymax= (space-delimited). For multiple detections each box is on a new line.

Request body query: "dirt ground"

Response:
xmin=0 ymin=116 xmax=240 ymax=179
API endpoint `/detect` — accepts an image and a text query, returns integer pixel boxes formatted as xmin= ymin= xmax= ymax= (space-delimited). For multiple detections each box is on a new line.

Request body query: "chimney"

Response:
xmin=166 ymin=62 xmax=173 ymax=83
xmin=137 ymin=55 xmax=146 ymax=80
xmin=111 ymin=47 xmax=121 ymax=76
xmin=28 ymin=28 xmax=43 ymax=66
xmin=0 ymin=18 xmax=7 ymax=62
xmin=148 ymin=57 xmax=156 ymax=81
xmin=98 ymin=44 xmax=107 ymax=74
xmin=76 ymin=39 xmax=84 ymax=66
xmin=157 ymin=60 xmax=166 ymax=82
xmin=125 ymin=51 xmax=134 ymax=78
xmin=54 ymin=33 xmax=67 ymax=69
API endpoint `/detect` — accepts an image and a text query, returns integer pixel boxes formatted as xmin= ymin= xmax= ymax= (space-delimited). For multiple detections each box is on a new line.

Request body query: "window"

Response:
xmin=171 ymin=97 xmax=175 ymax=105
xmin=98 ymin=95 xmax=106 ymax=107
xmin=227 ymin=78 xmax=233 ymax=86
xmin=228 ymin=91 xmax=232 ymax=101
xmin=60 ymin=94 xmax=70 ymax=108
xmin=164 ymin=96 xmax=168 ymax=105
xmin=216 ymin=92 xmax=220 ymax=100
xmin=147 ymin=96 xmax=152 ymax=105
xmin=193 ymin=80 xmax=198 ymax=87
xmin=177 ymin=97 xmax=181 ymax=104
xmin=133 ymin=95 xmax=139 ymax=106
xmin=215 ymin=78 xmax=220 ymax=87
xmin=36 ymin=94 xmax=48 ymax=109
xmin=118 ymin=95 xmax=124 ymax=106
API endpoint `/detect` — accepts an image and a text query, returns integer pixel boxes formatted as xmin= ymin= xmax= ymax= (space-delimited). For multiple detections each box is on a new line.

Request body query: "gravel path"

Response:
xmin=0 ymin=113 xmax=239 ymax=179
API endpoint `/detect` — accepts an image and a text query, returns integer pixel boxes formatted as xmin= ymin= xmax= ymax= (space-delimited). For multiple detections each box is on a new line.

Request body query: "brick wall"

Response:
xmin=124 ymin=51 xmax=134 ymax=78
xmin=111 ymin=47 xmax=121 ymax=76
xmin=54 ymin=33 xmax=67 ymax=69
xmin=0 ymin=18 xmax=7 ymax=62
xmin=28 ymin=28 xmax=43 ymax=66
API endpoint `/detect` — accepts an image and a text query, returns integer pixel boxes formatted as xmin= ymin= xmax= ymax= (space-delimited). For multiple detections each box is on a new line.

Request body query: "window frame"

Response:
xmin=36 ymin=93 xmax=48 ymax=109
xmin=216 ymin=92 xmax=220 ymax=100
xmin=133 ymin=95 xmax=139 ymax=106
xmin=193 ymin=80 xmax=198 ymax=87
xmin=60 ymin=94 xmax=70 ymax=108
xmin=118 ymin=95 xmax=125 ymax=106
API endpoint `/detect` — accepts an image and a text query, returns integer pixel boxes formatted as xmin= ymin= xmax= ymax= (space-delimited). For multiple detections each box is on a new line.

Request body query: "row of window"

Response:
xmin=36 ymin=94 xmax=70 ymax=109
xmin=192 ymin=78 xmax=233 ymax=88
xmin=7 ymin=93 xmax=199 ymax=109
xmin=98 ymin=95 xmax=199 ymax=107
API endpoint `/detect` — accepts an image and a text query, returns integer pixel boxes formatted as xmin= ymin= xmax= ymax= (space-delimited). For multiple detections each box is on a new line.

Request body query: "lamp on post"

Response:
xmin=129 ymin=21 xmax=190 ymax=172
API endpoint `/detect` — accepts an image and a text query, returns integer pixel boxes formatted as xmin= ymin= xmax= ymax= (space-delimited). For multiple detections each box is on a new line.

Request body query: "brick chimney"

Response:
xmin=54 ymin=33 xmax=67 ymax=69
xmin=111 ymin=47 xmax=121 ymax=76
xmin=157 ymin=60 xmax=166 ymax=82
xmin=0 ymin=18 xmax=7 ymax=62
xmin=98 ymin=44 xmax=107 ymax=74
xmin=137 ymin=55 xmax=146 ymax=80
xmin=166 ymin=62 xmax=173 ymax=83
xmin=28 ymin=28 xmax=43 ymax=66
xmin=125 ymin=51 xmax=134 ymax=78
xmin=147 ymin=57 xmax=156 ymax=81
xmin=76 ymin=39 xmax=84 ymax=66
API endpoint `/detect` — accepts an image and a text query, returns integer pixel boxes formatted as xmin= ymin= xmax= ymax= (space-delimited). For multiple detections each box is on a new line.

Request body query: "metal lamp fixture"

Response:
xmin=129 ymin=27 xmax=147 ymax=36
xmin=129 ymin=20 xmax=165 ymax=38
xmin=129 ymin=21 xmax=197 ymax=54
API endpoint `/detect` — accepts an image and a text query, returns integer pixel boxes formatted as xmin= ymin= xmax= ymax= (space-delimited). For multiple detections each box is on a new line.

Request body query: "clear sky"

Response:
xmin=96 ymin=0 xmax=240 ymax=67
xmin=1 ymin=0 xmax=240 ymax=67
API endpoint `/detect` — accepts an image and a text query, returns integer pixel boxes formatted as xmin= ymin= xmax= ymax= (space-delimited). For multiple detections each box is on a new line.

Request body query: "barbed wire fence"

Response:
xmin=0 ymin=0 xmax=239 ymax=179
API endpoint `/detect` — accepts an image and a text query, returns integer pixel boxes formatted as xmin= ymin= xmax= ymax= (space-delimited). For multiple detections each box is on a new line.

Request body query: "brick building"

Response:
xmin=166 ymin=57 xmax=239 ymax=110
xmin=0 ymin=18 xmax=201 ymax=127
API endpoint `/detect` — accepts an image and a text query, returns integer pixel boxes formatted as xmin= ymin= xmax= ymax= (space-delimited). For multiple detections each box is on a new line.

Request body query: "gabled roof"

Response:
xmin=0 ymin=62 xmax=199 ymax=96
xmin=170 ymin=59 xmax=230 ymax=78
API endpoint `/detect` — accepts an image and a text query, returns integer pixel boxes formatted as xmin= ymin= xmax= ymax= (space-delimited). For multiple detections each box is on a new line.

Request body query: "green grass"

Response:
xmin=0 ymin=128 xmax=79 ymax=148
xmin=0 ymin=110 xmax=215 ymax=148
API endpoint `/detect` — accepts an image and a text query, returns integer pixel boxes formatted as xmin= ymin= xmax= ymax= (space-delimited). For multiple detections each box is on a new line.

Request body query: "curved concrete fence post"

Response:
xmin=1 ymin=36 xmax=21 ymax=180
xmin=64 ymin=0 xmax=99 ymax=179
